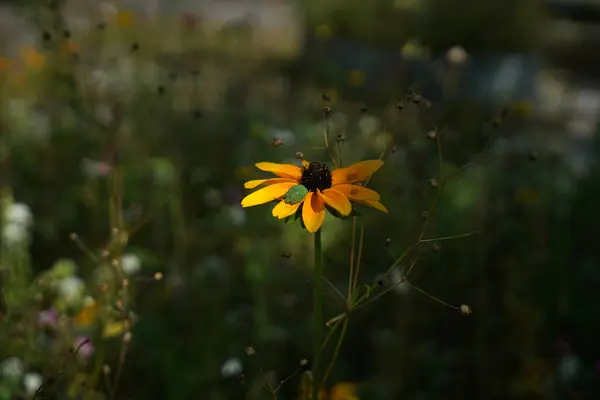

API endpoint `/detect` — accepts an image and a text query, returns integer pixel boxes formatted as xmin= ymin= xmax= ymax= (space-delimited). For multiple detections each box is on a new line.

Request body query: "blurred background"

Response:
xmin=1 ymin=0 xmax=600 ymax=399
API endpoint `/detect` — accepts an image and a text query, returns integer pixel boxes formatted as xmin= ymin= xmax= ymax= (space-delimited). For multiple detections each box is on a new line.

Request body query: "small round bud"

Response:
xmin=245 ymin=346 xmax=256 ymax=356
xmin=271 ymin=138 xmax=284 ymax=147
xmin=427 ymin=130 xmax=437 ymax=140
xmin=460 ymin=304 xmax=472 ymax=315
xmin=154 ymin=272 xmax=163 ymax=280
xmin=300 ymin=358 xmax=308 ymax=366
xmin=69 ymin=232 xmax=78 ymax=240
xmin=295 ymin=151 xmax=304 ymax=159
xmin=123 ymin=331 xmax=133 ymax=343
xmin=323 ymin=106 xmax=332 ymax=116
xmin=385 ymin=238 xmax=392 ymax=246
xmin=429 ymin=179 xmax=438 ymax=188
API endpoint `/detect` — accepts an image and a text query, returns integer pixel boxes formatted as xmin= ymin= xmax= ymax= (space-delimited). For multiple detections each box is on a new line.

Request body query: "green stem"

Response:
xmin=312 ymin=229 xmax=323 ymax=399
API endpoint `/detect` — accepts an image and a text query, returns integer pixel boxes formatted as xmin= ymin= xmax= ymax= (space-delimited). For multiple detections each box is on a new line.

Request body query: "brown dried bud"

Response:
xmin=245 ymin=346 xmax=256 ymax=356
xmin=429 ymin=179 xmax=438 ymax=188
xmin=427 ymin=130 xmax=437 ymax=140
xmin=295 ymin=151 xmax=304 ymax=159
xmin=323 ymin=106 xmax=332 ymax=116
xmin=271 ymin=138 xmax=284 ymax=147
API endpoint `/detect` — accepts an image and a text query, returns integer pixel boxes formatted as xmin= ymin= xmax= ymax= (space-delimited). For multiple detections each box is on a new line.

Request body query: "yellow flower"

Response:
xmin=241 ymin=160 xmax=387 ymax=233
xmin=73 ymin=301 xmax=99 ymax=328
xmin=21 ymin=48 xmax=45 ymax=71
xmin=116 ymin=10 xmax=136 ymax=27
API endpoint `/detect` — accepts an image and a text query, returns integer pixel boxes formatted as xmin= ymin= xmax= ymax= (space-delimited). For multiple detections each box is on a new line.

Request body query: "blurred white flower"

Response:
xmin=121 ymin=254 xmax=141 ymax=275
xmin=1 ymin=357 xmax=23 ymax=380
xmin=204 ymin=188 xmax=222 ymax=208
xmin=358 ymin=115 xmax=380 ymax=138
xmin=221 ymin=357 xmax=242 ymax=378
xmin=559 ymin=354 xmax=580 ymax=383
xmin=4 ymin=203 xmax=33 ymax=227
xmin=58 ymin=276 xmax=85 ymax=305
xmin=446 ymin=46 xmax=469 ymax=66
xmin=2 ymin=223 xmax=28 ymax=245
xmin=228 ymin=205 xmax=246 ymax=226
xmin=23 ymin=372 xmax=43 ymax=395
xmin=269 ymin=128 xmax=295 ymax=147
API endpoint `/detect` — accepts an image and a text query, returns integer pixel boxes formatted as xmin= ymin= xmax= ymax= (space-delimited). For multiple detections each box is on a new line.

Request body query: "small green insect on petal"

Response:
xmin=285 ymin=184 xmax=309 ymax=204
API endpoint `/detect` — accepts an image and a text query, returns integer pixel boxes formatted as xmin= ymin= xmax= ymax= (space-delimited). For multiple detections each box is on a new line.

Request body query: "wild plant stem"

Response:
xmin=322 ymin=318 xmax=348 ymax=386
xmin=312 ymin=229 xmax=323 ymax=399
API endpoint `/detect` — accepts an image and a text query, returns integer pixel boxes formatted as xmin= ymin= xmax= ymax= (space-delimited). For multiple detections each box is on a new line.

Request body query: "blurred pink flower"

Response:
xmin=74 ymin=337 xmax=95 ymax=361
xmin=38 ymin=309 xmax=58 ymax=327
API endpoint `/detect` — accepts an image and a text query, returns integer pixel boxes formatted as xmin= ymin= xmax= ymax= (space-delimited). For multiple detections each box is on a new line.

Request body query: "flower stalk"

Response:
xmin=312 ymin=229 xmax=323 ymax=399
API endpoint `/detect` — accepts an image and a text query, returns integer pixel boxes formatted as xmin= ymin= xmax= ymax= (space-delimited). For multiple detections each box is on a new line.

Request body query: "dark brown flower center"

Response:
xmin=300 ymin=161 xmax=332 ymax=192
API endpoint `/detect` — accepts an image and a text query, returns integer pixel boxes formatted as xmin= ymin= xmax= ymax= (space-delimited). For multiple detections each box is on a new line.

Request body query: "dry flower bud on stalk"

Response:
xmin=295 ymin=151 xmax=304 ymax=159
xmin=460 ymin=304 xmax=472 ymax=315
xmin=323 ymin=106 xmax=332 ymax=116
xmin=154 ymin=272 xmax=163 ymax=280
xmin=427 ymin=130 xmax=437 ymax=140
xmin=281 ymin=250 xmax=292 ymax=259
xmin=69 ymin=232 xmax=78 ymax=240
xmin=429 ymin=178 xmax=438 ymax=188
xmin=271 ymin=138 xmax=284 ymax=147
xmin=123 ymin=331 xmax=133 ymax=343
xmin=385 ymin=238 xmax=392 ymax=246
xmin=300 ymin=358 xmax=308 ymax=367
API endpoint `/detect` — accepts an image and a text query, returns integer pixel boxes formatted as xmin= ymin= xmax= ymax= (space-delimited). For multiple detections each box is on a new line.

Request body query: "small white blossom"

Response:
xmin=58 ymin=276 xmax=85 ymax=305
xmin=4 ymin=203 xmax=33 ymax=227
xmin=228 ymin=206 xmax=246 ymax=226
xmin=221 ymin=357 xmax=242 ymax=378
xmin=1 ymin=357 xmax=23 ymax=380
xmin=2 ymin=223 xmax=28 ymax=244
xmin=23 ymin=372 xmax=43 ymax=394
xmin=121 ymin=254 xmax=141 ymax=275
xmin=446 ymin=46 xmax=469 ymax=66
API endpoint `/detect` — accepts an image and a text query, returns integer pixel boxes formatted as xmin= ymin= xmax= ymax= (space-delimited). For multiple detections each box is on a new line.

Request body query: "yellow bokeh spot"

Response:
xmin=315 ymin=24 xmax=333 ymax=41
xmin=21 ymin=48 xmax=46 ymax=71
xmin=235 ymin=166 xmax=254 ymax=180
xmin=103 ymin=320 xmax=129 ymax=338
xmin=0 ymin=57 xmax=10 ymax=72
xmin=512 ymin=100 xmax=533 ymax=117
xmin=74 ymin=301 xmax=99 ymax=328
xmin=347 ymin=69 xmax=366 ymax=87
xmin=514 ymin=188 xmax=540 ymax=205
xmin=116 ymin=10 xmax=136 ymax=27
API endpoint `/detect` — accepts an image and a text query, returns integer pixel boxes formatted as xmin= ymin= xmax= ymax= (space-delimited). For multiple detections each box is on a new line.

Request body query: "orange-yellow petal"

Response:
xmin=332 ymin=160 xmax=384 ymax=185
xmin=272 ymin=198 xmax=304 ymax=219
xmin=321 ymin=188 xmax=352 ymax=216
xmin=301 ymin=160 xmax=310 ymax=167
xmin=333 ymin=184 xmax=380 ymax=201
xmin=361 ymin=199 xmax=388 ymax=213
xmin=302 ymin=192 xmax=326 ymax=233
xmin=255 ymin=162 xmax=302 ymax=180
xmin=241 ymin=182 xmax=295 ymax=207
xmin=244 ymin=178 xmax=295 ymax=189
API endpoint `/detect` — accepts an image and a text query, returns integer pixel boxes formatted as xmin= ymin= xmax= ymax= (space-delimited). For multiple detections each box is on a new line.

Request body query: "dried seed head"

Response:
xmin=395 ymin=100 xmax=405 ymax=110
xmin=271 ymin=138 xmax=284 ymax=147
xmin=300 ymin=358 xmax=308 ymax=366
xmin=69 ymin=232 xmax=78 ymax=240
xmin=412 ymin=94 xmax=423 ymax=105
xmin=429 ymin=179 xmax=438 ymax=188
xmin=154 ymin=272 xmax=163 ymax=280
xmin=460 ymin=304 xmax=472 ymax=315
xmin=295 ymin=151 xmax=304 ymax=159
xmin=385 ymin=238 xmax=392 ymax=246
xmin=245 ymin=346 xmax=256 ymax=356
xmin=427 ymin=130 xmax=437 ymax=140
xmin=336 ymin=134 xmax=346 ymax=142
xmin=281 ymin=250 xmax=292 ymax=259
xmin=323 ymin=106 xmax=332 ymax=116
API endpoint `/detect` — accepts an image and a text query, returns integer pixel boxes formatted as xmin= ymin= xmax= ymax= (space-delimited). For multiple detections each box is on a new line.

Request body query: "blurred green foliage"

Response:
xmin=0 ymin=0 xmax=599 ymax=399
